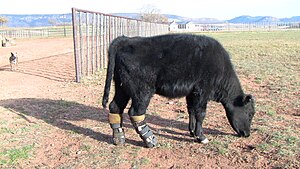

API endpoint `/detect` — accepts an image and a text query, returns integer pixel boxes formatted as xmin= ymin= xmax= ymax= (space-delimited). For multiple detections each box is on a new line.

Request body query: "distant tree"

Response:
xmin=0 ymin=16 xmax=9 ymax=27
xmin=139 ymin=4 xmax=168 ymax=23
xmin=48 ymin=18 xmax=58 ymax=26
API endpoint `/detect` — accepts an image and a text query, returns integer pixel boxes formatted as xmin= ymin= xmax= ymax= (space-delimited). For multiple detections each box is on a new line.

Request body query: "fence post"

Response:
xmin=100 ymin=14 xmax=104 ymax=69
xmin=71 ymin=8 xmax=169 ymax=82
xmin=95 ymin=14 xmax=99 ymax=72
xmin=79 ymin=12 xmax=83 ymax=79
xmin=91 ymin=13 xmax=95 ymax=74
xmin=86 ymin=12 xmax=90 ymax=76
xmin=72 ymin=8 xmax=80 ymax=82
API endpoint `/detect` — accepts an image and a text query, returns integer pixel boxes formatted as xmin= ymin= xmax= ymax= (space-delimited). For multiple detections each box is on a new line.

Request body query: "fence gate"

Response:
xmin=72 ymin=8 xmax=169 ymax=82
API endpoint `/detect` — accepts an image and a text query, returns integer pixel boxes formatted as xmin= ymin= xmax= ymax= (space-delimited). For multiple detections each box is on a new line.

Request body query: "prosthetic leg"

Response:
xmin=130 ymin=115 xmax=157 ymax=148
xmin=108 ymin=113 xmax=125 ymax=145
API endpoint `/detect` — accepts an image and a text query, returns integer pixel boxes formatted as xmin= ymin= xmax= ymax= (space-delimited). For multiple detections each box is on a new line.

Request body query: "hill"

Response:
xmin=228 ymin=15 xmax=300 ymax=23
xmin=0 ymin=14 xmax=72 ymax=27
xmin=113 ymin=13 xmax=223 ymax=24
xmin=1 ymin=13 xmax=300 ymax=27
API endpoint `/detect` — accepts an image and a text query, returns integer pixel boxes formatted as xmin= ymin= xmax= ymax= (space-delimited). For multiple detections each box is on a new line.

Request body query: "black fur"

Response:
xmin=102 ymin=34 xmax=255 ymax=145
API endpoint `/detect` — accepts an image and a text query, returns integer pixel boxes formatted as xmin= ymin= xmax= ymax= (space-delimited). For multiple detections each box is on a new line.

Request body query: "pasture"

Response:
xmin=0 ymin=31 xmax=299 ymax=168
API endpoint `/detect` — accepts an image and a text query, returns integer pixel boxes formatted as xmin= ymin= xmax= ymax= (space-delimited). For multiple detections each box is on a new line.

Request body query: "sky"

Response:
xmin=0 ymin=0 xmax=299 ymax=20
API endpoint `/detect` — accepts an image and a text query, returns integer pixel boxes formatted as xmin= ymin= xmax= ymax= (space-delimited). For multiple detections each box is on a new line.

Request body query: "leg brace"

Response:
xmin=108 ymin=113 xmax=125 ymax=145
xmin=131 ymin=115 xmax=157 ymax=148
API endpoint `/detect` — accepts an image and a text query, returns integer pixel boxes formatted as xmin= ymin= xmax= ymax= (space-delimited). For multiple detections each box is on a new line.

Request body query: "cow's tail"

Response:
xmin=102 ymin=41 xmax=117 ymax=109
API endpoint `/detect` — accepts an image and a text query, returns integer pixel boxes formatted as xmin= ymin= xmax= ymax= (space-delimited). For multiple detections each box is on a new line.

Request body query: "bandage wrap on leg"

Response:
xmin=108 ymin=113 xmax=122 ymax=124
xmin=131 ymin=115 xmax=157 ymax=148
xmin=109 ymin=113 xmax=125 ymax=145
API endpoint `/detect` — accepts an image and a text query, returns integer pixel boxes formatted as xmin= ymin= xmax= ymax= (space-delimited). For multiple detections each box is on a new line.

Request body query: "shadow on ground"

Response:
xmin=0 ymin=98 xmax=231 ymax=147
xmin=0 ymin=53 xmax=75 ymax=82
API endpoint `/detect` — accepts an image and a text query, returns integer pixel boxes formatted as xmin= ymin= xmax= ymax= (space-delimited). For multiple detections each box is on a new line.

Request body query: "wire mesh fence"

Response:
xmin=72 ymin=8 xmax=169 ymax=82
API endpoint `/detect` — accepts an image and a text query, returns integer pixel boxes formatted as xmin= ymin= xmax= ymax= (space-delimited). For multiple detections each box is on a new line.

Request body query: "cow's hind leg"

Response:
xmin=129 ymin=92 xmax=157 ymax=148
xmin=108 ymin=87 xmax=130 ymax=145
xmin=186 ymin=93 xmax=209 ymax=144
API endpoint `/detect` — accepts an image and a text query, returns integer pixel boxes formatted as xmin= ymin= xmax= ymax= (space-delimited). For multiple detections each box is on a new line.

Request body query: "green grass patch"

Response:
xmin=158 ymin=141 xmax=173 ymax=149
xmin=0 ymin=127 xmax=15 ymax=134
xmin=80 ymin=144 xmax=92 ymax=152
xmin=266 ymin=110 xmax=276 ymax=117
xmin=203 ymin=31 xmax=300 ymax=115
xmin=131 ymin=157 xmax=151 ymax=169
xmin=257 ymin=128 xmax=300 ymax=160
xmin=208 ymin=140 xmax=229 ymax=155
xmin=0 ymin=144 xmax=34 ymax=165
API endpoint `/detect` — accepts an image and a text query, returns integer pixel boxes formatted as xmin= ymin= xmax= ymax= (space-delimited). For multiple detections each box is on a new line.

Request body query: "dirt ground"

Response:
xmin=0 ymin=37 xmax=299 ymax=168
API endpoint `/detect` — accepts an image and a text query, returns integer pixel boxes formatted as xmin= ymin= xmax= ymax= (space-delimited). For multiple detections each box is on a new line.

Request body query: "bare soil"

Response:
xmin=0 ymin=37 xmax=299 ymax=168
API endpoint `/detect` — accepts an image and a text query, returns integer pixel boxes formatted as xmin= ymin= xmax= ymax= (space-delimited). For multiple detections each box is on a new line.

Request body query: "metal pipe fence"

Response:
xmin=0 ymin=26 xmax=73 ymax=38
xmin=72 ymin=8 xmax=169 ymax=82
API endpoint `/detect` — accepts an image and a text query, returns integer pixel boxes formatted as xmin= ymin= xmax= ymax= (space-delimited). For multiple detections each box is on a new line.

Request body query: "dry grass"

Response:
xmin=0 ymin=31 xmax=299 ymax=168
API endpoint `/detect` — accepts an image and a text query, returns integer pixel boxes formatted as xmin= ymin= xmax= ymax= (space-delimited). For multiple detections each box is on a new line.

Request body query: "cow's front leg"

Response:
xmin=186 ymin=93 xmax=209 ymax=144
xmin=194 ymin=111 xmax=209 ymax=144
xmin=129 ymin=91 xmax=157 ymax=148
xmin=188 ymin=111 xmax=196 ymax=137
xmin=188 ymin=110 xmax=208 ymax=144
xmin=130 ymin=114 xmax=157 ymax=148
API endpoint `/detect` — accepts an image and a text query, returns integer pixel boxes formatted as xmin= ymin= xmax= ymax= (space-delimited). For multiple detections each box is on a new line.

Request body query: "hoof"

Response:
xmin=112 ymin=128 xmax=125 ymax=145
xmin=134 ymin=122 xmax=157 ymax=148
xmin=196 ymin=136 xmax=209 ymax=144
xmin=190 ymin=131 xmax=195 ymax=137
xmin=112 ymin=136 xmax=125 ymax=145
xmin=144 ymin=135 xmax=157 ymax=148
xmin=201 ymin=138 xmax=209 ymax=144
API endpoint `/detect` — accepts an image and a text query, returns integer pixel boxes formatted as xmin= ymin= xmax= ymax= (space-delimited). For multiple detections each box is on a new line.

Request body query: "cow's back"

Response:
xmin=114 ymin=34 xmax=234 ymax=98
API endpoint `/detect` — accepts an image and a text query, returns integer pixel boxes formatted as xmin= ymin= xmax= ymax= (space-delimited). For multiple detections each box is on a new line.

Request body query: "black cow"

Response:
xmin=102 ymin=34 xmax=255 ymax=148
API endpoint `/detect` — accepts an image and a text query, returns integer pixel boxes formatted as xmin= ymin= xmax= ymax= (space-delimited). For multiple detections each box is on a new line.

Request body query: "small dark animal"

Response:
xmin=102 ymin=34 xmax=255 ymax=148
xmin=9 ymin=52 xmax=18 ymax=71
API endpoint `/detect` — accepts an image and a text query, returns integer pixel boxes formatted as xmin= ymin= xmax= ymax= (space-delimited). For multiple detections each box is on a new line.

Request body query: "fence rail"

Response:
xmin=0 ymin=26 xmax=73 ymax=38
xmin=72 ymin=8 xmax=169 ymax=82
xmin=171 ymin=22 xmax=300 ymax=32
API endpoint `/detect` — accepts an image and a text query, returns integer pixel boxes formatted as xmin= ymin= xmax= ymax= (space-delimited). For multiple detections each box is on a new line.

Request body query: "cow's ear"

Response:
xmin=233 ymin=96 xmax=244 ymax=107
xmin=243 ymin=94 xmax=253 ymax=105
xmin=234 ymin=95 xmax=253 ymax=107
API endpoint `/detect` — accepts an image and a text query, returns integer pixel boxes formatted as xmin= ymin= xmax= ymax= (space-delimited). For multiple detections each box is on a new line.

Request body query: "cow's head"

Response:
xmin=223 ymin=94 xmax=255 ymax=137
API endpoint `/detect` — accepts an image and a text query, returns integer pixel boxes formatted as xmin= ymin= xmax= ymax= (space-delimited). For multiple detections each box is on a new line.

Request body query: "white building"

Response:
xmin=169 ymin=21 xmax=227 ymax=32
